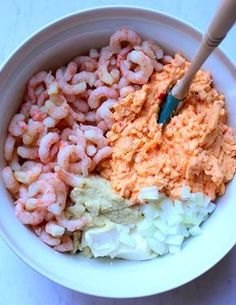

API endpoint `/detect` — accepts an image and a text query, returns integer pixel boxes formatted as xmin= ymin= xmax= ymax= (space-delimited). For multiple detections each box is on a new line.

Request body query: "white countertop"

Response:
xmin=0 ymin=0 xmax=235 ymax=304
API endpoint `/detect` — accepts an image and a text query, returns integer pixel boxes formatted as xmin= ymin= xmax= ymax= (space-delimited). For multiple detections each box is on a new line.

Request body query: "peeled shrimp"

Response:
xmin=15 ymin=200 xmax=46 ymax=225
xmin=55 ymin=166 xmax=84 ymax=188
xmin=2 ymin=167 xmax=20 ymax=195
xmin=72 ymin=99 xmax=89 ymax=113
xmin=96 ymin=99 xmax=116 ymax=123
xmin=141 ymin=40 xmax=164 ymax=60
xmin=39 ymin=229 xmax=61 ymax=246
xmin=44 ymin=99 xmax=70 ymax=121
xmin=97 ymin=46 xmax=115 ymax=85
xmin=4 ymin=135 xmax=15 ymax=161
xmin=73 ymin=56 xmax=98 ymax=72
xmin=88 ymin=86 xmax=118 ymax=109
xmin=22 ymin=120 xmax=46 ymax=145
xmin=89 ymin=48 xmax=100 ymax=59
xmin=14 ymin=161 xmax=43 ymax=184
xmin=9 ymin=152 xmax=21 ymax=171
xmin=72 ymin=71 xmax=96 ymax=87
xmin=84 ymin=129 xmax=108 ymax=148
xmin=119 ymin=85 xmax=135 ymax=97
xmin=30 ymin=105 xmax=47 ymax=122
xmin=39 ymin=132 xmax=60 ymax=163
xmin=120 ymin=50 xmax=153 ymax=85
xmin=64 ymin=61 xmax=78 ymax=81
xmin=27 ymin=71 xmax=48 ymax=104
xmin=56 ymin=68 xmax=87 ymax=95
xmin=90 ymin=146 xmax=112 ymax=170
xmin=86 ymin=144 xmax=97 ymax=157
xmin=8 ymin=114 xmax=27 ymax=137
xmin=56 ymin=214 xmax=87 ymax=232
xmin=45 ymin=221 xmax=65 ymax=237
xmin=109 ymin=28 xmax=141 ymax=54
xmin=17 ymin=146 xmax=38 ymax=159
xmin=39 ymin=173 xmax=67 ymax=215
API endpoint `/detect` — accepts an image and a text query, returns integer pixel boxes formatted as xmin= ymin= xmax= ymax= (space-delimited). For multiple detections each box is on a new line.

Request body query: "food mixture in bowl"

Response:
xmin=2 ymin=28 xmax=236 ymax=259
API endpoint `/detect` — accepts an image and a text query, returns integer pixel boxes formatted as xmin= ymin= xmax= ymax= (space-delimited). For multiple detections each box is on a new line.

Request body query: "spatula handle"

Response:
xmin=172 ymin=0 xmax=236 ymax=100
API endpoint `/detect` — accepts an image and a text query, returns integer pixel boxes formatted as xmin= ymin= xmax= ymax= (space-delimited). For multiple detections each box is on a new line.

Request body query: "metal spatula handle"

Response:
xmin=172 ymin=0 xmax=236 ymax=100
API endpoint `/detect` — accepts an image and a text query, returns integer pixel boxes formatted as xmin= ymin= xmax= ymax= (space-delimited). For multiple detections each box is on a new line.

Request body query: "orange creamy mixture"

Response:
xmin=100 ymin=54 xmax=236 ymax=203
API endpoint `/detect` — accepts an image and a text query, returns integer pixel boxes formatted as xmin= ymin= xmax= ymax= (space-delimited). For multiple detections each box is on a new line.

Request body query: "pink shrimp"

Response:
xmin=55 ymin=166 xmax=84 ymax=187
xmin=44 ymin=99 xmax=70 ymax=121
xmin=97 ymin=120 xmax=109 ymax=133
xmin=88 ymin=86 xmax=118 ymax=109
xmin=69 ymin=107 xmax=86 ymax=123
xmin=45 ymin=221 xmax=65 ymax=237
xmin=17 ymin=146 xmax=38 ymax=159
xmin=56 ymin=214 xmax=87 ymax=232
xmin=27 ymin=71 xmax=48 ymax=104
xmin=39 ymin=132 xmax=60 ymax=163
xmin=30 ymin=105 xmax=47 ymax=121
xmin=120 ymin=50 xmax=154 ymax=85
xmin=39 ymin=173 xmax=67 ymax=215
xmin=84 ymin=129 xmax=108 ymax=148
xmin=109 ymin=28 xmax=141 ymax=53
xmin=79 ymin=124 xmax=104 ymax=135
xmin=72 ymin=99 xmax=89 ymax=113
xmin=39 ymin=229 xmax=61 ymax=246
xmin=43 ymin=116 xmax=57 ymax=128
xmin=61 ymin=128 xmax=75 ymax=142
xmin=96 ymin=99 xmax=116 ymax=122
xmin=64 ymin=61 xmax=78 ymax=81
xmin=26 ymin=179 xmax=56 ymax=211
xmin=86 ymin=144 xmax=97 ymax=157
xmin=54 ymin=235 xmax=73 ymax=252
xmin=141 ymin=40 xmax=164 ymax=60
xmin=72 ymin=71 xmax=96 ymax=87
xmin=116 ymin=76 xmax=130 ymax=89
xmin=85 ymin=110 xmax=97 ymax=123
xmin=57 ymin=144 xmax=80 ymax=170
xmin=89 ymin=48 xmax=100 ymax=59
xmin=90 ymin=146 xmax=112 ymax=170
xmin=2 ymin=167 xmax=20 ymax=195
xmin=119 ymin=85 xmax=135 ymax=97
xmin=9 ymin=152 xmax=21 ymax=171
xmin=73 ymin=56 xmax=98 ymax=72
xmin=4 ymin=135 xmax=15 ymax=161
xmin=20 ymin=102 xmax=32 ymax=119
xmin=8 ymin=114 xmax=28 ymax=137
xmin=22 ymin=120 xmax=46 ymax=145
xmin=97 ymin=46 xmax=115 ymax=85
xmin=15 ymin=199 xmax=46 ymax=225
xmin=161 ymin=55 xmax=173 ymax=65
xmin=14 ymin=161 xmax=43 ymax=184
xmin=56 ymin=68 xmax=87 ymax=95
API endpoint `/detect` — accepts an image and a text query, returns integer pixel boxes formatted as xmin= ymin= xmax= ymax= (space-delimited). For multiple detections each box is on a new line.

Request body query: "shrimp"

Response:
xmin=72 ymin=71 xmax=96 ymax=87
xmin=55 ymin=166 xmax=85 ymax=187
xmin=97 ymin=47 xmax=115 ymax=85
xmin=4 ymin=135 xmax=15 ymax=161
xmin=64 ymin=61 xmax=78 ymax=81
xmin=161 ymin=55 xmax=173 ymax=65
xmin=8 ymin=114 xmax=28 ymax=137
xmin=117 ymin=76 xmax=130 ymax=90
xmin=85 ymin=110 xmax=96 ymax=123
xmin=39 ymin=132 xmax=60 ymax=163
xmin=73 ymin=56 xmax=98 ymax=72
xmin=43 ymin=117 xmax=57 ymax=128
xmin=56 ymin=68 xmax=87 ymax=95
xmin=119 ymin=85 xmax=135 ymax=97
xmin=90 ymin=146 xmax=112 ymax=170
xmin=54 ymin=235 xmax=73 ymax=252
xmin=97 ymin=120 xmax=109 ymax=133
xmin=120 ymin=50 xmax=153 ymax=85
xmin=20 ymin=102 xmax=32 ymax=119
xmin=109 ymin=28 xmax=141 ymax=53
xmin=61 ymin=128 xmax=75 ymax=142
xmin=17 ymin=146 xmax=38 ymax=159
xmin=72 ymin=99 xmax=89 ymax=113
xmin=57 ymin=144 xmax=80 ymax=170
xmin=84 ymin=129 xmax=108 ymax=148
xmin=14 ymin=161 xmax=43 ymax=184
xmin=69 ymin=107 xmax=86 ymax=123
xmin=30 ymin=105 xmax=47 ymax=121
xmin=79 ymin=124 xmax=104 ymax=135
xmin=89 ymin=48 xmax=100 ymax=59
xmin=39 ymin=229 xmax=61 ymax=246
xmin=45 ymin=221 xmax=65 ymax=237
xmin=86 ymin=144 xmax=97 ymax=157
xmin=9 ymin=152 xmax=21 ymax=171
xmin=39 ymin=173 xmax=67 ymax=215
xmin=27 ymin=179 xmax=56 ymax=210
xmin=141 ymin=40 xmax=164 ymax=60
xmin=96 ymin=99 xmax=116 ymax=123
xmin=2 ymin=167 xmax=20 ymax=195
xmin=44 ymin=99 xmax=70 ymax=121
xmin=88 ymin=86 xmax=118 ymax=109
xmin=15 ymin=199 xmax=46 ymax=225
xmin=22 ymin=120 xmax=46 ymax=145
xmin=27 ymin=71 xmax=48 ymax=104
xmin=74 ymin=127 xmax=91 ymax=175
xmin=56 ymin=214 xmax=87 ymax=232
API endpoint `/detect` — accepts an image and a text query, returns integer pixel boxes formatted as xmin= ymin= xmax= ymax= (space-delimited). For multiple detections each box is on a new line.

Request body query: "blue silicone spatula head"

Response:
xmin=157 ymin=91 xmax=180 ymax=125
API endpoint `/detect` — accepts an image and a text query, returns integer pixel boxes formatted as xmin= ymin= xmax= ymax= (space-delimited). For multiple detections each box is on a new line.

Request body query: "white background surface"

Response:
xmin=0 ymin=0 xmax=235 ymax=304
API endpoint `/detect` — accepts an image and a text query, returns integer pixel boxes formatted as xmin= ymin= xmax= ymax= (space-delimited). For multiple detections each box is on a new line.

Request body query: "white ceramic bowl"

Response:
xmin=0 ymin=6 xmax=236 ymax=298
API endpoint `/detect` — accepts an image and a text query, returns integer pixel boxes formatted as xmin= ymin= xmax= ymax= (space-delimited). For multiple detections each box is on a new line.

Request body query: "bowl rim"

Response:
xmin=0 ymin=5 xmax=235 ymax=298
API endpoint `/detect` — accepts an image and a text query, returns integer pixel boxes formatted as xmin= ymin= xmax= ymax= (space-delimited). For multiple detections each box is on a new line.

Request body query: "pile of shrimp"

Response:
xmin=2 ymin=28 xmax=171 ymax=252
